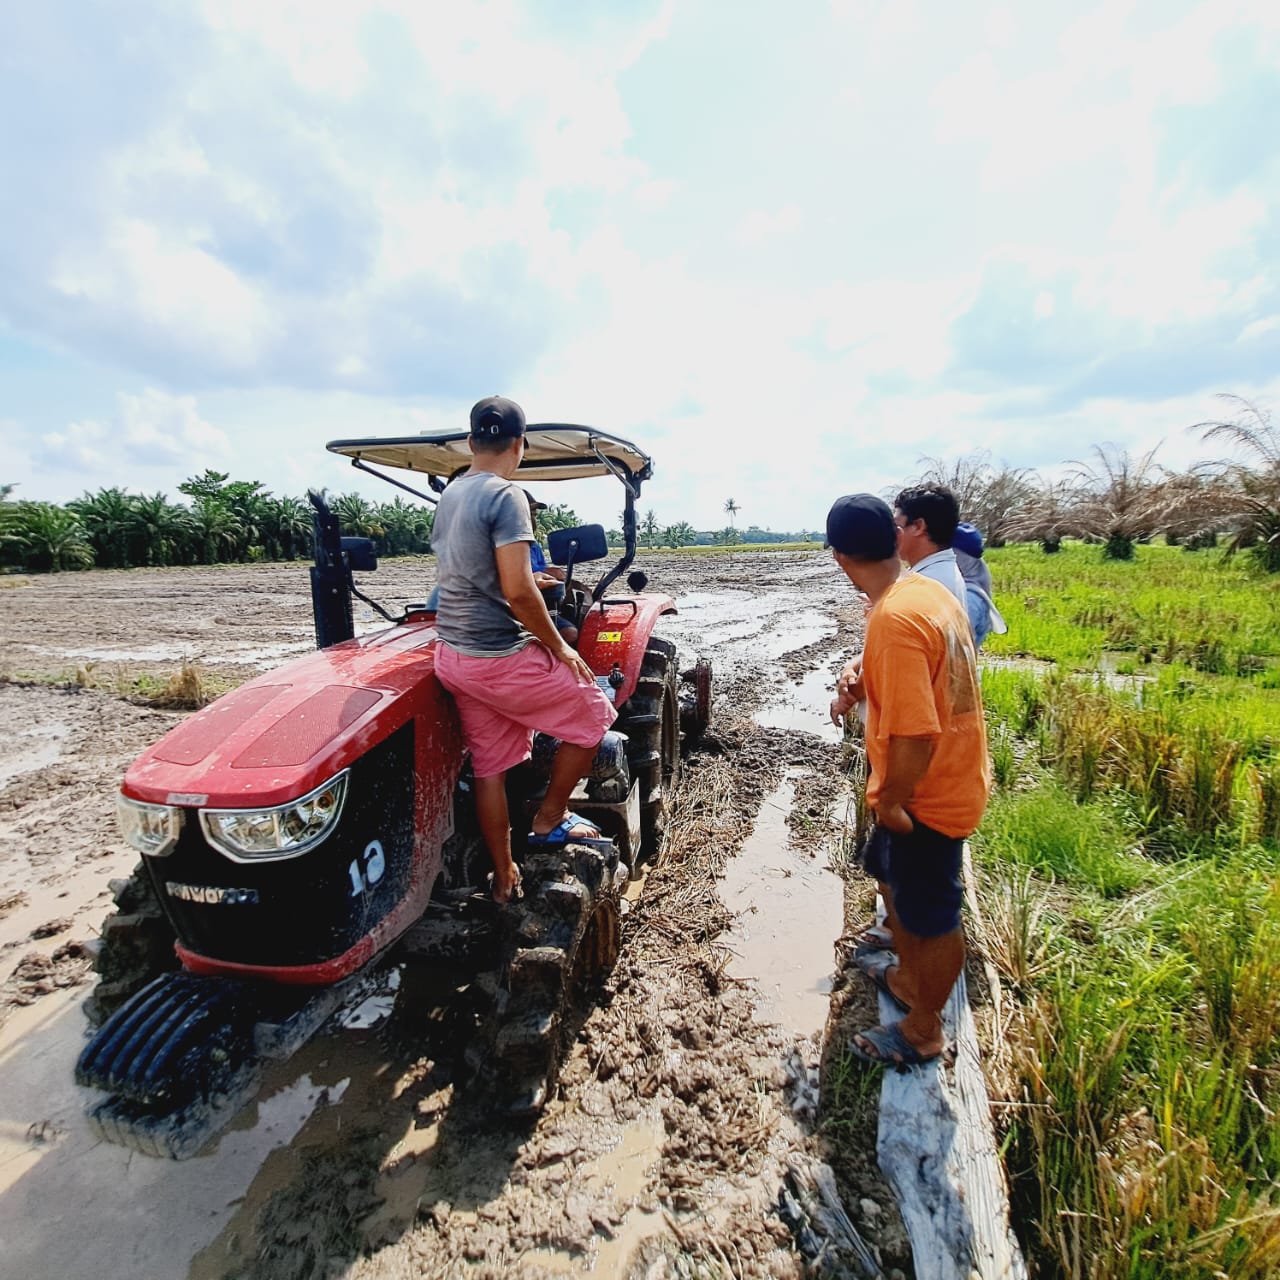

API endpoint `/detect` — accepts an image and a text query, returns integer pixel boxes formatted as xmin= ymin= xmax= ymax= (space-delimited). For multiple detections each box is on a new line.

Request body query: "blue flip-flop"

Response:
xmin=527 ymin=812 xmax=615 ymax=852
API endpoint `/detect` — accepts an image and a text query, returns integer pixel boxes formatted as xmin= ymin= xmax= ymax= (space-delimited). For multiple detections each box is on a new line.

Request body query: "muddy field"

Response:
xmin=0 ymin=552 xmax=910 ymax=1279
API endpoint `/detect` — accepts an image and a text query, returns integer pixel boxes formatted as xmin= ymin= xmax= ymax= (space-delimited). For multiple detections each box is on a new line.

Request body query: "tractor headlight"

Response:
xmin=199 ymin=771 xmax=349 ymax=862
xmin=116 ymin=794 xmax=183 ymax=857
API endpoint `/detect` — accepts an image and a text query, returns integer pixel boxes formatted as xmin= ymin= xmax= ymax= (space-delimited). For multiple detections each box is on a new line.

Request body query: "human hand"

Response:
xmin=829 ymin=693 xmax=855 ymax=727
xmin=877 ymin=803 xmax=914 ymax=835
xmin=836 ymin=658 xmax=864 ymax=706
xmin=558 ymin=646 xmax=596 ymax=686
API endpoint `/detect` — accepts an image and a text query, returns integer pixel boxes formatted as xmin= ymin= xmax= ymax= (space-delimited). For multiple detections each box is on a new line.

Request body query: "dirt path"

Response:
xmin=0 ymin=552 xmax=911 ymax=1278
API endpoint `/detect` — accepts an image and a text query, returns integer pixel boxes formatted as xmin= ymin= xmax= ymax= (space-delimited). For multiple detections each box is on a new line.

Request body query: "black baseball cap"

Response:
xmin=469 ymin=395 xmax=526 ymax=440
xmin=522 ymin=489 xmax=547 ymax=511
xmin=825 ymin=493 xmax=898 ymax=560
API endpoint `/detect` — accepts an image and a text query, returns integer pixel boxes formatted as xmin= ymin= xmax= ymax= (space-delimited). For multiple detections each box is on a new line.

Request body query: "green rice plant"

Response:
xmin=1243 ymin=757 xmax=1280 ymax=845
xmin=973 ymin=783 xmax=1147 ymax=897
xmin=820 ymin=1047 xmax=881 ymax=1145
xmin=971 ymin=866 xmax=1054 ymax=993
xmin=988 ymin=723 xmax=1017 ymax=789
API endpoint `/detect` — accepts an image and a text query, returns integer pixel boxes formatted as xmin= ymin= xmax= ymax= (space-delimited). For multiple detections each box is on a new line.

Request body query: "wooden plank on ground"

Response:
xmin=870 ymin=895 xmax=1027 ymax=1280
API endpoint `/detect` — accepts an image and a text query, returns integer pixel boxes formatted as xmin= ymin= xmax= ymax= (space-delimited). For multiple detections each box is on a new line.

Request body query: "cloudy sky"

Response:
xmin=3 ymin=0 xmax=1279 ymax=533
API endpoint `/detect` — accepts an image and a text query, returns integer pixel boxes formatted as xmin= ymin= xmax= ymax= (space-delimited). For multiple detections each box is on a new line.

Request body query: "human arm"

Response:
xmin=875 ymin=734 xmax=937 ymax=832
xmin=496 ymin=542 xmax=594 ymax=684
xmin=829 ymin=651 xmax=865 ymax=725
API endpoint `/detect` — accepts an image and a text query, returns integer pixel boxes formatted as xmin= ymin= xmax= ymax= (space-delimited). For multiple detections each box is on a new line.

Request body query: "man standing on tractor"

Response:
xmin=431 ymin=396 xmax=617 ymax=903
xmin=827 ymin=493 xmax=990 ymax=1066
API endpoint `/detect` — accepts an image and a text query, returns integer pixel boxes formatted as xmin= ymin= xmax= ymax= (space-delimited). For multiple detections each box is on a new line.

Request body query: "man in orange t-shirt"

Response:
xmin=827 ymin=493 xmax=990 ymax=1067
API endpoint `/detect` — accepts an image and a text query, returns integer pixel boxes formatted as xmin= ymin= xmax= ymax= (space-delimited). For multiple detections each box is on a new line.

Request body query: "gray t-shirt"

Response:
xmin=431 ymin=471 xmax=534 ymax=657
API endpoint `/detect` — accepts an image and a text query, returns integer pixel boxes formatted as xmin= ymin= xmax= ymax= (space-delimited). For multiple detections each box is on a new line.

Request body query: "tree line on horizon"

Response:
xmin=2 ymin=396 xmax=1277 ymax=573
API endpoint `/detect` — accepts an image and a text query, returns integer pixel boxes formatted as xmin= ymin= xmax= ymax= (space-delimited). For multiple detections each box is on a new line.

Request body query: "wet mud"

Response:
xmin=0 ymin=551 xmax=914 ymax=1277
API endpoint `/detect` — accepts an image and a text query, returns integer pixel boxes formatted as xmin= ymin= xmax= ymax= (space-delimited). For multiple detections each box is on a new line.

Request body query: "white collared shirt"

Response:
xmin=911 ymin=548 xmax=967 ymax=605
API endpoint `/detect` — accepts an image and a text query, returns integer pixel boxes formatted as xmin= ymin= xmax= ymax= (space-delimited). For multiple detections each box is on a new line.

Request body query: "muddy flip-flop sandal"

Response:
xmin=527 ymin=812 xmax=615 ymax=853
xmin=850 ymin=922 xmax=894 ymax=951
xmin=486 ymin=870 xmax=524 ymax=905
xmin=853 ymin=947 xmax=911 ymax=1013
xmin=848 ymin=1022 xmax=941 ymax=1069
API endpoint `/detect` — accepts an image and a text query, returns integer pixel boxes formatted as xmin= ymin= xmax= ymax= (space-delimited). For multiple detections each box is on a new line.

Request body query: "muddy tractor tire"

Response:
xmin=83 ymin=863 xmax=179 ymax=1029
xmin=616 ymin=636 xmax=682 ymax=859
xmin=469 ymin=842 xmax=623 ymax=1115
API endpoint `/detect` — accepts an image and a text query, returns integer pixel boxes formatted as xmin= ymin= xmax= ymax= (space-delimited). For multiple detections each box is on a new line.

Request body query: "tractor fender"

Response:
xmin=576 ymin=593 xmax=676 ymax=710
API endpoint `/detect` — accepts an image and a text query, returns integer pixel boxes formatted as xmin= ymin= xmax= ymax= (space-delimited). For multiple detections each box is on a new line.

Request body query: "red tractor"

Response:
xmin=76 ymin=424 xmax=711 ymax=1158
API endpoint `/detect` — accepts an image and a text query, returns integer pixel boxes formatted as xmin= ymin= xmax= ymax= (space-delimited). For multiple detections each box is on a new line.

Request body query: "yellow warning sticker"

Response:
xmin=597 ymin=631 xmax=623 ymax=642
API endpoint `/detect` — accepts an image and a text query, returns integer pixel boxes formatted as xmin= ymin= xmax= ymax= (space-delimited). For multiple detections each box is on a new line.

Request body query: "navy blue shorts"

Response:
xmin=862 ymin=816 xmax=964 ymax=939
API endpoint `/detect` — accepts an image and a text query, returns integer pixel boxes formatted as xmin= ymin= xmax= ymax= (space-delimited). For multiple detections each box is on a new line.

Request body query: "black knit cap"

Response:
xmin=825 ymin=493 xmax=898 ymax=561
xmin=469 ymin=395 xmax=526 ymax=440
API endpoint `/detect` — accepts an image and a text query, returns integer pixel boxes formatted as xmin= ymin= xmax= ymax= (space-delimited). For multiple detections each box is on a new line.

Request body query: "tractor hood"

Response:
xmin=326 ymin=423 xmax=653 ymax=484
xmin=122 ymin=622 xmax=450 ymax=809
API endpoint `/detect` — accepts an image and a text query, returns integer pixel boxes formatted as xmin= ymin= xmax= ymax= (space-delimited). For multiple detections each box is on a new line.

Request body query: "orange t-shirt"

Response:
xmin=863 ymin=574 xmax=990 ymax=837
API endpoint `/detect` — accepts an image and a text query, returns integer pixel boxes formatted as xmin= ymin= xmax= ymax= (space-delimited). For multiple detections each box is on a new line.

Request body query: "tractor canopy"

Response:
xmin=326 ymin=424 xmax=653 ymax=487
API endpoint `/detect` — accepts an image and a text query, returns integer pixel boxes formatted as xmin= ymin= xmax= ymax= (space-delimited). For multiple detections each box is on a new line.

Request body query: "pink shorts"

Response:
xmin=434 ymin=641 xmax=617 ymax=778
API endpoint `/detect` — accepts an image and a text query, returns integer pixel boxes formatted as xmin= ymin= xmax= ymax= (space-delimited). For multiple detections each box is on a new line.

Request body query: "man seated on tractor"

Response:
xmin=431 ymin=396 xmax=616 ymax=903
xmin=524 ymin=490 xmax=579 ymax=644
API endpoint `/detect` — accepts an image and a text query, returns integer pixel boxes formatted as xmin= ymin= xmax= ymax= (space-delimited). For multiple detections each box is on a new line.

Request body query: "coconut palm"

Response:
xmin=641 ymin=509 xmax=660 ymax=549
xmin=723 ymin=498 xmax=740 ymax=528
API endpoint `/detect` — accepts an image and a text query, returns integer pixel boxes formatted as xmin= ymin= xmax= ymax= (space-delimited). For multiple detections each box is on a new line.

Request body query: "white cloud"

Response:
xmin=36 ymin=391 xmax=230 ymax=485
xmin=3 ymin=0 xmax=1280 ymax=538
xmin=733 ymin=205 xmax=803 ymax=247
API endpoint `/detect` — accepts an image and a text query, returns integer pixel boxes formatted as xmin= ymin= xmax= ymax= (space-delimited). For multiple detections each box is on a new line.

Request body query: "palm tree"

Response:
xmin=132 ymin=493 xmax=193 ymax=566
xmin=723 ymin=498 xmax=740 ymax=529
xmin=1069 ymin=444 xmax=1170 ymax=560
xmin=263 ymin=495 xmax=314 ymax=561
xmin=375 ymin=497 xmax=432 ymax=556
xmin=915 ymin=452 xmax=1034 ymax=547
xmin=69 ymin=487 xmax=140 ymax=568
xmin=190 ymin=499 xmax=245 ymax=564
xmin=1003 ymin=475 xmax=1082 ymax=553
xmin=12 ymin=503 xmax=95 ymax=571
xmin=1195 ymin=396 xmax=1280 ymax=572
xmin=641 ymin=509 xmax=660 ymax=549
xmin=333 ymin=493 xmax=383 ymax=540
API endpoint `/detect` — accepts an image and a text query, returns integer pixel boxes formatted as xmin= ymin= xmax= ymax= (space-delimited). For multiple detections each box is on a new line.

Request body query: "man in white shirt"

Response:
xmin=893 ymin=485 xmax=966 ymax=604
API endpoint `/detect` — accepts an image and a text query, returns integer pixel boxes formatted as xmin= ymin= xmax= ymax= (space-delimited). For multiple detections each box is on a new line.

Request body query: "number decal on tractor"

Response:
xmin=347 ymin=839 xmax=387 ymax=896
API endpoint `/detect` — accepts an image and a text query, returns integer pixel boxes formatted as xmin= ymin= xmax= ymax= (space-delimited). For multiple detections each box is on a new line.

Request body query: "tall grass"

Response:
xmin=974 ymin=543 xmax=1280 ymax=1278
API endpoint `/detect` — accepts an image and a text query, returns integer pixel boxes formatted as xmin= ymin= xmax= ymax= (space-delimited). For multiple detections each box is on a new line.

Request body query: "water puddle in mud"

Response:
xmin=720 ymin=773 xmax=843 ymax=1038
xmin=525 ymin=1110 xmax=667 ymax=1274
xmin=0 ymin=720 xmax=70 ymax=792
xmin=755 ymin=667 xmax=842 ymax=743
xmin=0 ymin=987 xmax=350 ymax=1280
xmin=658 ymin=592 xmax=836 ymax=665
